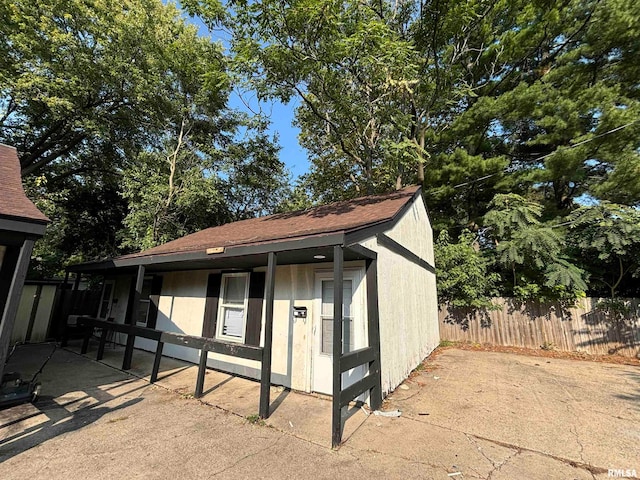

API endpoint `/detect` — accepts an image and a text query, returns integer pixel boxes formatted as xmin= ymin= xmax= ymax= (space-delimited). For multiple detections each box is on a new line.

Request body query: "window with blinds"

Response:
xmin=320 ymin=279 xmax=354 ymax=355
xmin=216 ymin=273 xmax=250 ymax=342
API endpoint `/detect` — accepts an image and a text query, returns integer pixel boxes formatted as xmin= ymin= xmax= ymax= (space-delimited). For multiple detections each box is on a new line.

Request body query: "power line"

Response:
xmin=450 ymin=119 xmax=639 ymax=189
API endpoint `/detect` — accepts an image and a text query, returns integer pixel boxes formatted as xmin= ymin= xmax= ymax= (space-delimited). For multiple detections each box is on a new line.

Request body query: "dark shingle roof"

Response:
xmin=0 ymin=144 xmax=49 ymax=224
xmin=120 ymin=185 xmax=421 ymax=260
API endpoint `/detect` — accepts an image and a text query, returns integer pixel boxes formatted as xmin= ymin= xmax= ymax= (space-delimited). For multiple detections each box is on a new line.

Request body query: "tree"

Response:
xmin=25 ymin=169 xmax=127 ymax=278
xmin=222 ymin=131 xmax=291 ymax=219
xmin=227 ymin=0 xmax=428 ymax=199
xmin=120 ymin=126 xmax=289 ymax=251
xmin=2 ymin=0 xmax=287 ymax=272
xmin=187 ymin=0 xmax=640 ymax=302
xmin=435 ymin=229 xmax=499 ymax=308
xmin=0 ymin=0 xmax=229 ymax=176
xmin=483 ymin=194 xmax=587 ymax=300
xmin=220 ymin=0 xmax=640 ymax=213
xmin=120 ymin=147 xmax=229 ymax=251
xmin=429 ymin=0 xmax=640 ymax=221
xmin=568 ymin=203 xmax=640 ymax=298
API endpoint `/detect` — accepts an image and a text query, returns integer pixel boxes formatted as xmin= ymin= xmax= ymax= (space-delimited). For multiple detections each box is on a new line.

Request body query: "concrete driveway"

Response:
xmin=0 ymin=345 xmax=637 ymax=479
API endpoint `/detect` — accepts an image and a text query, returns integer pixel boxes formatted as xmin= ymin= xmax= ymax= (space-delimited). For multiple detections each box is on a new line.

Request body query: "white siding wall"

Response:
xmin=135 ymin=270 xmax=209 ymax=364
xmin=360 ymin=196 xmax=439 ymax=395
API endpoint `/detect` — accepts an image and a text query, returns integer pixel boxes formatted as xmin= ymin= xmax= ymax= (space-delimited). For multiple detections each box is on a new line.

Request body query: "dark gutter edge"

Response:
xmin=345 ymin=243 xmax=377 ymax=260
xmin=69 ymin=232 xmax=346 ymax=272
xmin=377 ymin=233 xmax=435 ymax=274
xmin=0 ymin=217 xmax=47 ymax=236
xmin=0 ymin=213 xmax=50 ymax=226
xmin=67 ymin=260 xmax=117 ymax=273
xmin=24 ymin=279 xmax=65 ymax=286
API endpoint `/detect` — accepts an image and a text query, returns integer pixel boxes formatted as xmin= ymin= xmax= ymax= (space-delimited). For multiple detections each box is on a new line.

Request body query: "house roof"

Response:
xmin=0 ymin=144 xmax=49 ymax=224
xmin=119 ymin=185 xmax=422 ymax=262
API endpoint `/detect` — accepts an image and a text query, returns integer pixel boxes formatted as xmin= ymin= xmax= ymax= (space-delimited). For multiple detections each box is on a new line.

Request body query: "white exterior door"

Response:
xmin=312 ymin=269 xmax=366 ymax=395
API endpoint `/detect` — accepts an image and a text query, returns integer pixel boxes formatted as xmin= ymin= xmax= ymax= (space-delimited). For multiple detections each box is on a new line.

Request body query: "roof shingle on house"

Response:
xmin=120 ymin=185 xmax=421 ymax=260
xmin=0 ymin=144 xmax=49 ymax=224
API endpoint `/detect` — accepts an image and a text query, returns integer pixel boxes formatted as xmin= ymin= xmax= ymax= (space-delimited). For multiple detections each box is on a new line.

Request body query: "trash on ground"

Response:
xmin=447 ymin=473 xmax=462 ymax=477
xmin=373 ymin=409 xmax=401 ymax=417
xmin=399 ymin=384 xmax=409 ymax=390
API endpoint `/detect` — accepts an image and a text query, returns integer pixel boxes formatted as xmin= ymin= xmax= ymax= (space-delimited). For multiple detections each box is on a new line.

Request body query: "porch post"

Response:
xmin=70 ymin=272 xmax=82 ymax=315
xmin=259 ymin=251 xmax=277 ymax=418
xmin=150 ymin=341 xmax=164 ymax=383
xmin=194 ymin=347 xmax=208 ymax=398
xmin=57 ymin=269 xmax=71 ymax=343
xmin=366 ymin=258 xmax=383 ymax=410
xmin=0 ymin=239 xmax=35 ymax=382
xmin=123 ymin=264 xmax=145 ymax=370
xmin=331 ymin=244 xmax=344 ymax=448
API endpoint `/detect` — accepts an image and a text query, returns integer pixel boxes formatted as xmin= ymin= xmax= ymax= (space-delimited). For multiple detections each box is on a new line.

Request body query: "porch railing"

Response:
xmin=73 ymin=316 xmax=263 ymax=399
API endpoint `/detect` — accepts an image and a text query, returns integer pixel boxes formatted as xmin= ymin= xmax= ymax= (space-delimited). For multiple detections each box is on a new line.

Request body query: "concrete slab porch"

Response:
xmin=64 ymin=338 xmax=368 ymax=447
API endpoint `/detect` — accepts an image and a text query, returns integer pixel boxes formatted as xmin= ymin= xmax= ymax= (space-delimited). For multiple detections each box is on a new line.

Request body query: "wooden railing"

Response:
xmin=74 ymin=316 xmax=264 ymax=399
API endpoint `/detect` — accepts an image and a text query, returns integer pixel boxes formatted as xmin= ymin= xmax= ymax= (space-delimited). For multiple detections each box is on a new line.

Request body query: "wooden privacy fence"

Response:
xmin=439 ymin=298 xmax=640 ymax=358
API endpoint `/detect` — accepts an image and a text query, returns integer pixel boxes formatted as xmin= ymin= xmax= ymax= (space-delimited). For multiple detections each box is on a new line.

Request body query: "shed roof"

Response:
xmin=0 ymin=144 xmax=49 ymax=224
xmin=119 ymin=185 xmax=422 ymax=261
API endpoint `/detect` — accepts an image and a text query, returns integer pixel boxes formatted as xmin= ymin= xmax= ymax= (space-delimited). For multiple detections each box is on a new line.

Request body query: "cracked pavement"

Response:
xmin=0 ymin=347 xmax=638 ymax=479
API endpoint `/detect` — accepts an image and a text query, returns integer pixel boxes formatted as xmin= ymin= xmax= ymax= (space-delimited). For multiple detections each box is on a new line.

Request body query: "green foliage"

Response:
xmin=25 ymin=171 xmax=127 ymax=277
xmin=484 ymin=194 xmax=587 ymax=301
xmin=120 ymin=150 xmax=226 ymax=251
xmin=229 ymin=0 xmax=426 ymax=199
xmin=245 ymin=413 xmax=266 ymax=426
xmin=275 ymin=182 xmax=314 ymax=213
xmin=1 ymin=0 xmax=289 ymax=272
xmin=568 ymin=203 xmax=640 ymax=298
xmin=207 ymin=0 xmax=640 ymax=301
xmin=7 ymin=0 xmax=640 ymax=307
xmin=119 ymin=127 xmax=290 ymax=251
xmin=434 ymin=230 xmax=499 ymax=309
xmin=0 ymin=0 xmax=228 ymax=176
xmin=593 ymin=298 xmax=633 ymax=324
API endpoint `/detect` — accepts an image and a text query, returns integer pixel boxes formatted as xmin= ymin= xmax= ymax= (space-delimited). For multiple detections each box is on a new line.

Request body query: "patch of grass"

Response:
xmin=540 ymin=341 xmax=555 ymax=351
xmin=439 ymin=340 xmax=456 ymax=347
xmin=246 ymin=414 xmax=266 ymax=426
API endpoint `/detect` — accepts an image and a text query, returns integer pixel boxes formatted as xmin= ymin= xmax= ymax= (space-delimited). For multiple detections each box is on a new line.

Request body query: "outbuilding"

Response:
xmin=0 ymin=144 xmax=50 ymax=380
xmin=69 ymin=185 xmax=439 ymax=445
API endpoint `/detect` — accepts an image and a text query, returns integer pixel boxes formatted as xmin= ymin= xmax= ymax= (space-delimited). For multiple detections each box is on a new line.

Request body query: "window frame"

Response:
xmin=136 ymin=276 xmax=154 ymax=327
xmin=319 ymin=278 xmax=355 ymax=355
xmin=215 ymin=272 xmax=250 ymax=343
xmin=98 ymin=279 xmax=116 ymax=319
xmin=315 ymin=267 xmax=364 ymax=357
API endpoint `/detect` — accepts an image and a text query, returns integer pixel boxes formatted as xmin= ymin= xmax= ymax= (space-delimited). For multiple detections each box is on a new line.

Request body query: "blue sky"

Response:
xmin=183 ymin=11 xmax=310 ymax=180
xmin=227 ymin=92 xmax=309 ymax=179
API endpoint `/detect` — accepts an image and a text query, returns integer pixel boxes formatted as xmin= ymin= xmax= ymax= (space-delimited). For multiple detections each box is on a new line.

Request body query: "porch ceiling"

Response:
xmin=67 ymin=244 xmax=372 ymax=276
